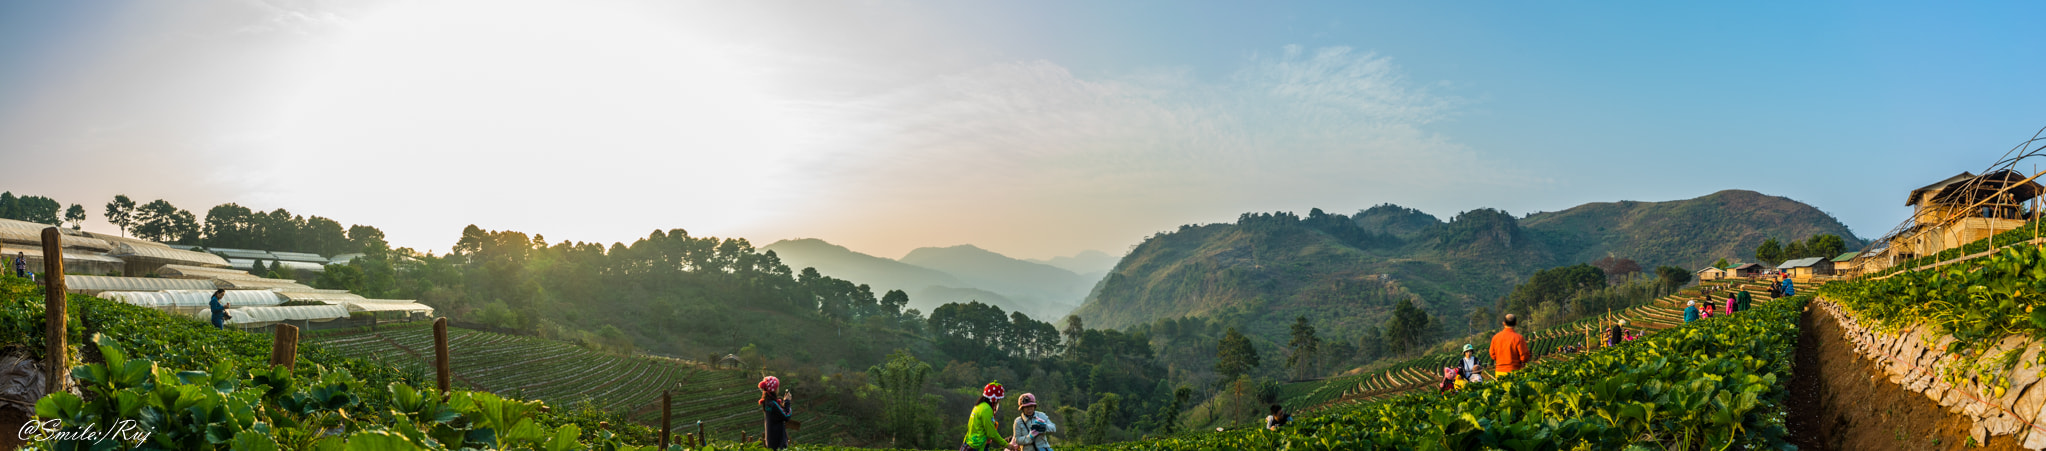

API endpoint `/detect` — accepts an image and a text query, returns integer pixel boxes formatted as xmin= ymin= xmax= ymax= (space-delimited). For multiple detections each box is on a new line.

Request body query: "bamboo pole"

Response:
xmin=41 ymin=228 xmax=66 ymax=394
xmin=271 ymin=323 xmax=299 ymax=369
xmin=659 ymin=390 xmax=672 ymax=449
xmin=434 ymin=317 xmax=451 ymax=396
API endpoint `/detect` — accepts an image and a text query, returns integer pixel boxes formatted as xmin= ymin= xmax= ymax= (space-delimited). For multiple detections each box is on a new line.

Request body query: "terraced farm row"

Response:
xmin=1281 ymin=278 xmax=1786 ymax=412
xmin=307 ymin=324 xmax=842 ymax=441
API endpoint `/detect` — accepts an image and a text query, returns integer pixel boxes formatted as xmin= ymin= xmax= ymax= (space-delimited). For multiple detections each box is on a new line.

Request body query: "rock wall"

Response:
xmin=1818 ymin=299 xmax=2046 ymax=448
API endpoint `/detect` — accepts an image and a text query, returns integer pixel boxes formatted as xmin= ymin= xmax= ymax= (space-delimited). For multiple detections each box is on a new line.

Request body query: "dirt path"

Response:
xmin=1786 ymin=303 xmax=2027 ymax=450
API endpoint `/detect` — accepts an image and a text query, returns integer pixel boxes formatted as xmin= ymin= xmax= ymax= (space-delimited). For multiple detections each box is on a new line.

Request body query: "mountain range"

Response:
xmin=1071 ymin=189 xmax=1863 ymax=345
xmin=761 ymin=239 xmax=1102 ymax=320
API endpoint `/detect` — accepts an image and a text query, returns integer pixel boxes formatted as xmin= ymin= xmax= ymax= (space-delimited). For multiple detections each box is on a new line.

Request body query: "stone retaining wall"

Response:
xmin=1818 ymin=299 xmax=2046 ymax=448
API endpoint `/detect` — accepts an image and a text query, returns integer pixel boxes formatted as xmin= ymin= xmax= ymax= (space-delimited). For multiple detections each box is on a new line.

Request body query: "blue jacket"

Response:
xmin=209 ymin=296 xmax=227 ymax=327
xmin=1683 ymin=306 xmax=1699 ymax=323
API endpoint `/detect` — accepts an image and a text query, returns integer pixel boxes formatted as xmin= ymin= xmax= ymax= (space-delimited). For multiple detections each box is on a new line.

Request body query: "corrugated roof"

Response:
xmin=1776 ymin=257 xmax=1826 ymax=269
xmin=1831 ymin=252 xmax=1860 ymax=262
xmin=99 ymin=290 xmax=283 ymax=308
xmin=0 ymin=218 xmax=55 ymax=231
xmin=109 ymin=243 xmax=229 ymax=267
xmin=65 ymin=276 xmax=219 ymax=293
xmin=1730 ymin=263 xmax=1761 ymax=270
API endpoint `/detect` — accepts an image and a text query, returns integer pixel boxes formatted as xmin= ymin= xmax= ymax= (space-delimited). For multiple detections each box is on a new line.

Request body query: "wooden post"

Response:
xmin=434 ymin=317 xmax=451 ymax=396
xmin=659 ymin=390 xmax=672 ymax=449
xmin=697 ymin=421 xmax=706 ymax=447
xmin=270 ymin=323 xmax=299 ymax=369
xmin=41 ymin=228 xmax=66 ymax=395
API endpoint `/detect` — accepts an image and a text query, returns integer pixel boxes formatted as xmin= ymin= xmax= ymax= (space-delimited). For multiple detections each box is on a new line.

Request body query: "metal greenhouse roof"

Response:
xmin=65 ymin=276 xmax=219 ymax=294
xmin=0 ymin=246 xmax=126 ymax=264
xmin=342 ymin=301 xmax=433 ymax=314
xmin=207 ymin=248 xmax=276 ymax=260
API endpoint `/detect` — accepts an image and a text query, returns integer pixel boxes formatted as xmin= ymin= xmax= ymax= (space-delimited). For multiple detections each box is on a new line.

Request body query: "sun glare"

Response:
xmin=267 ymin=0 xmax=813 ymax=247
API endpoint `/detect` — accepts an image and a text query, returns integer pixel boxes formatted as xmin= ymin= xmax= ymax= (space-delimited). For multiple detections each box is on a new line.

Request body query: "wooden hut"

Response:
xmin=1893 ymin=170 xmax=2043 ymax=259
xmin=1696 ymin=267 xmax=1726 ymax=281
xmin=1727 ymin=263 xmax=1764 ymax=278
xmin=1777 ymin=257 xmax=1833 ymax=278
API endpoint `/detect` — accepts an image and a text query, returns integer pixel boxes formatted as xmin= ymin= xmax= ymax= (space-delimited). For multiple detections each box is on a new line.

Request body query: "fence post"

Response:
xmin=434 ymin=317 xmax=451 ymax=397
xmin=271 ymin=323 xmax=299 ymax=369
xmin=659 ymin=390 xmax=672 ymax=449
xmin=41 ymin=228 xmax=66 ymax=395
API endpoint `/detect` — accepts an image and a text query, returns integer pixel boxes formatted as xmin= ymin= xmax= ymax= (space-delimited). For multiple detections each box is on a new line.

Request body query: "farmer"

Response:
xmin=1489 ymin=314 xmax=1530 ymax=377
xmin=963 ymin=382 xmax=1006 ymax=451
xmin=1735 ymin=289 xmax=1752 ymax=312
xmin=1684 ymin=300 xmax=1700 ymax=323
xmin=1459 ymin=344 xmax=1483 ymax=383
xmin=1010 ymin=393 xmax=1057 ymax=451
xmin=1725 ymin=294 xmax=1738 ymax=315
xmin=759 ymin=376 xmax=793 ymax=449
xmin=1265 ymin=405 xmax=1292 ymax=430
xmin=11 ymin=252 xmax=23 ymax=278
xmin=1605 ymin=320 xmax=1627 ymax=347
xmin=208 ymin=289 xmax=232 ymax=329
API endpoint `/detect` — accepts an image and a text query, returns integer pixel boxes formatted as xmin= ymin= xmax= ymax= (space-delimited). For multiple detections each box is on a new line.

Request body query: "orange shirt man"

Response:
xmin=1489 ymin=314 xmax=1530 ymax=376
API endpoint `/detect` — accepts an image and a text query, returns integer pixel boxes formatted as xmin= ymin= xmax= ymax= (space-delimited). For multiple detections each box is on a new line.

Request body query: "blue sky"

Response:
xmin=0 ymin=1 xmax=2041 ymax=259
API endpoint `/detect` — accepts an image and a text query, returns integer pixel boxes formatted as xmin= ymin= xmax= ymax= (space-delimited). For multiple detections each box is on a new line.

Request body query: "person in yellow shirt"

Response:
xmin=963 ymin=381 xmax=1006 ymax=451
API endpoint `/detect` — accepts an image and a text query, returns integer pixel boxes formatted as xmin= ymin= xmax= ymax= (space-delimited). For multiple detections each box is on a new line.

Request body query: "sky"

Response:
xmin=1 ymin=1 xmax=2042 ymax=260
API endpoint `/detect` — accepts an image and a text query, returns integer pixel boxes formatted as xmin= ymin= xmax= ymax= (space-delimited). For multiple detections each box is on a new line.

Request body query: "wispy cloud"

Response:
xmin=757 ymin=45 xmax=1535 ymax=257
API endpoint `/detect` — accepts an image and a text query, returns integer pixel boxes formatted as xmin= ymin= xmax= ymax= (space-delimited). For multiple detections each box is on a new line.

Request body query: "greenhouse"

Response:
xmin=0 ymin=246 xmax=126 ymax=276
xmin=109 ymin=242 xmax=230 ymax=275
xmin=203 ymin=304 xmax=350 ymax=327
xmin=64 ymin=275 xmax=219 ymax=294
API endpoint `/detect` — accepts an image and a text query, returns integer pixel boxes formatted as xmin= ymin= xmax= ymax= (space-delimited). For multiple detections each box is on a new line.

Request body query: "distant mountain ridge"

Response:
xmin=761 ymin=239 xmax=1087 ymax=320
xmin=1073 ymin=189 xmax=1861 ymax=344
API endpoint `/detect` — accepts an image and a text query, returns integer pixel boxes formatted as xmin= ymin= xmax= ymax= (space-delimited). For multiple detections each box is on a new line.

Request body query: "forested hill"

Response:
xmin=1522 ymin=189 xmax=1864 ymax=269
xmin=1072 ymin=190 xmax=1860 ymax=344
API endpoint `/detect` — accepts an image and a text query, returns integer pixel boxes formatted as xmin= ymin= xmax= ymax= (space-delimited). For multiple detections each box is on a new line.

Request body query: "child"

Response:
xmin=963 ymin=382 xmax=1006 ymax=451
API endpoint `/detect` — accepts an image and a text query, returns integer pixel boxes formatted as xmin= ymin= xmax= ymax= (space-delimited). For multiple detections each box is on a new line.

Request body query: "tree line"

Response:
xmin=1754 ymin=234 xmax=1848 ymax=266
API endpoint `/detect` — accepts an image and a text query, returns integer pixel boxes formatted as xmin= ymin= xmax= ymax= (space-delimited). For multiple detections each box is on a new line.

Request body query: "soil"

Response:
xmin=1787 ymin=304 xmax=2028 ymax=450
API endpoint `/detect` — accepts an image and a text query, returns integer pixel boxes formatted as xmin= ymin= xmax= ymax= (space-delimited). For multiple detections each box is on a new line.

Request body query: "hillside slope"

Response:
xmin=1523 ymin=189 xmax=1864 ymax=270
xmin=899 ymin=244 xmax=1087 ymax=319
xmin=1074 ymin=190 xmax=1859 ymax=345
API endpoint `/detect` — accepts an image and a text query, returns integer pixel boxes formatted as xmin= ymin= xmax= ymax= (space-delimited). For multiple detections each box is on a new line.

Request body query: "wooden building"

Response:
xmin=1893 ymin=170 xmax=2043 ymax=260
xmin=1777 ymin=257 xmax=1833 ymax=278
xmin=1696 ymin=267 xmax=1727 ymax=281
xmin=1727 ymin=263 xmax=1765 ymax=278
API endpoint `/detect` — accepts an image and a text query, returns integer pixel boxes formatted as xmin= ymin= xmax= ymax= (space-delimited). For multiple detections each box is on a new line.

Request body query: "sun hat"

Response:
xmin=1018 ymin=393 xmax=1037 ymax=408
xmin=983 ymin=382 xmax=1005 ymax=400
xmin=1461 ymin=344 xmax=1474 ymax=353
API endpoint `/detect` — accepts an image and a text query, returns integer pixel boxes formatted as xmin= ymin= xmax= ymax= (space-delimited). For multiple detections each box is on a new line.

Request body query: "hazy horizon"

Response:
xmin=3 ymin=1 xmax=2042 ymax=260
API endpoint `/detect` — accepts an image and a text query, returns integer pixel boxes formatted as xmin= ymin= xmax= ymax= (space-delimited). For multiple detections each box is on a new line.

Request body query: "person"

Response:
xmin=1700 ymin=300 xmax=1715 ymax=320
xmin=1724 ymin=295 xmax=1737 ymax=315
xmin=208 ymin=289 xmax=232 ymax=329
xmin=1489 ymin=314 xmax=1530 ymax=378
xmin=1684 ymin=300 xmax=1700 ymax=323
xmin=1438 ymin=366 xmax=1461 ymax=393
xmin=1265 ymin=405 xmax=1291 ymax=430
xmin=1735 ymin=289 xmax=1751 ymax=312
xmin=963 ymin=382 xmax=1006 ymax=451
xmin=11 ymin=252 xmax=23 ymax=278
xmin=1010 ymin=393 xmax=1057 ymax=451
xmin=1459 ymin=344 xmax=1483 ymax=383
xmin=1782 ymin=278 xmax=1795 ymax=296
xmin=1605 ymin=320 xmax=1627 ymax=347
xmin=759 ymin=376 xmax=793 ymax=449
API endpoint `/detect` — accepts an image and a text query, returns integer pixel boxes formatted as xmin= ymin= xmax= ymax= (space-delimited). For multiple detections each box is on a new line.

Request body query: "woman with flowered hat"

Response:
xmin=759 ymin=376 xmax=793 ymax=449
xmin=962 ymin=381 xmax=1006 ymax=451
xmin=1010 ymin=392 xmax=1057 ymax=451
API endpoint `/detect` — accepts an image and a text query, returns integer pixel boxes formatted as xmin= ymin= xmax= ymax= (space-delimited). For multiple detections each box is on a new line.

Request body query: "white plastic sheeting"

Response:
xmin=0 ymin=228 xmax=112 ymax=251
xmin=64 ymin=276 xmax=218 ymax=293
xmin=200 ymin=305 xmax=349 ymax=325
xmin=216 ymin=278 xmax=315 ymax=291
xmin=269 ymin=251 xmax=327 ymax=263
xmin=109 ymin=243 xmax=229 ymax=267
xmin=272 ymin=261 xmax=328 ymax=273
xmin=275 ymin=291 xmax=366 ymax=303
xmin=342 ymin=301 xmax=434 ymax=314
xmin=99 ymin=290 xmax=284 ymax=308
xmin=153 ymin=264 xmax=263 ymax=281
